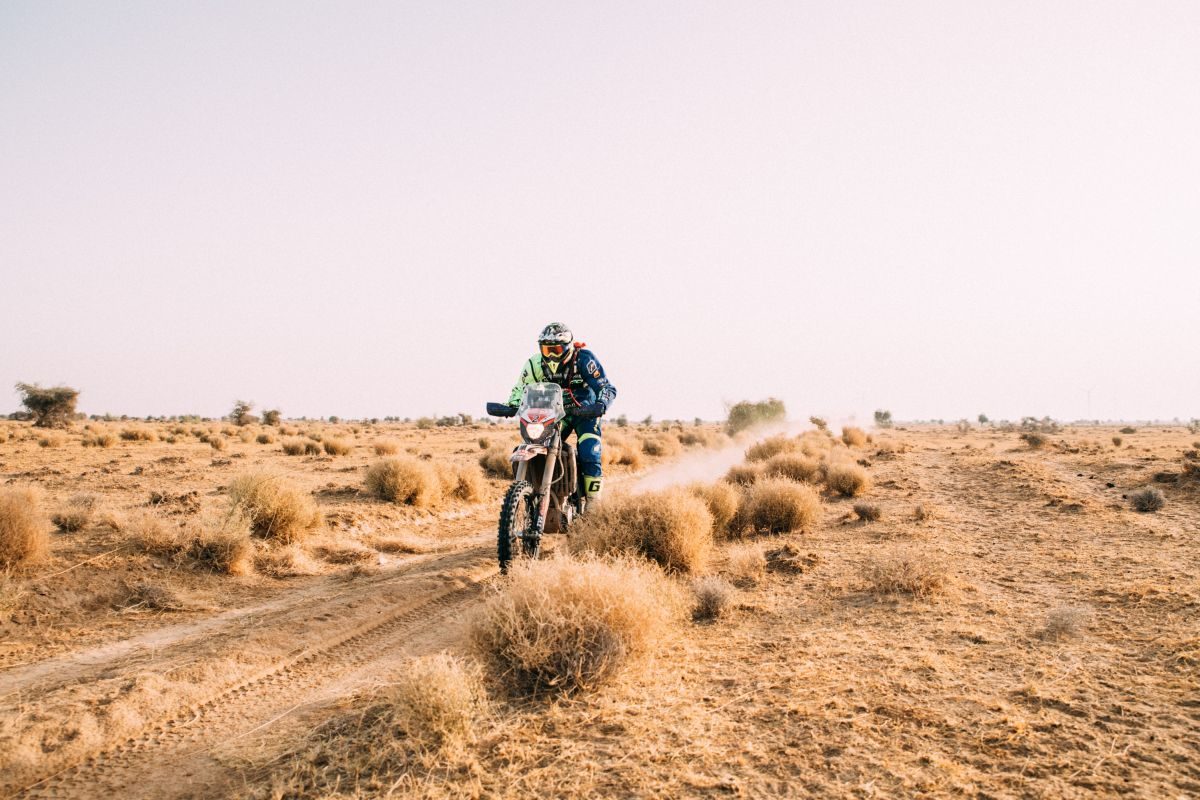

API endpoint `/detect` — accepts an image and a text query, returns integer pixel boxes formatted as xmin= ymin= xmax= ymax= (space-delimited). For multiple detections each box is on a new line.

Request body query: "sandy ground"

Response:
xmin=1 ymin=420 xmax=1197 ymax=798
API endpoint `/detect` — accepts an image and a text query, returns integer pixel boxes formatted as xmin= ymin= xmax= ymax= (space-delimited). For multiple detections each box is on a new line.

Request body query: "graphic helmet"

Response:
xmin=537 ymin=322 xmax=574 ymax=374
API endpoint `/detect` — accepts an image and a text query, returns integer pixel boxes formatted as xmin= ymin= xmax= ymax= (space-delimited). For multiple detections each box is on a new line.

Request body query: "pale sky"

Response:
xmin=3 ymin=1 xmax=1197 ymax=423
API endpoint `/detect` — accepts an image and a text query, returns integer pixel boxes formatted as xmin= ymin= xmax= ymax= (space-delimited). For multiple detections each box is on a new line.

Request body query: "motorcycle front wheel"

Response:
xmin=498 ymin=480 xmax=535 ymax=573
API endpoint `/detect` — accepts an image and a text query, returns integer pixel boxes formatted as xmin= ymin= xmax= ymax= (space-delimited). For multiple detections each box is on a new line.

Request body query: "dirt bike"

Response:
xmin=486 ymin=383 xmax=596 ymax=573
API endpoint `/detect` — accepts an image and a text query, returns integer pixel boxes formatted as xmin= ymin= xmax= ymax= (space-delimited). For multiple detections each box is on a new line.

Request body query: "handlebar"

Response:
xmin=486 ymin=402 xmax=517 ymax=418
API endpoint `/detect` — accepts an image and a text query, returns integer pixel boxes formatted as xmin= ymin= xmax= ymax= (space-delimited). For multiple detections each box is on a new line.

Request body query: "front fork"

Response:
xmin=514 ymin=441 xmax=559 ymax=548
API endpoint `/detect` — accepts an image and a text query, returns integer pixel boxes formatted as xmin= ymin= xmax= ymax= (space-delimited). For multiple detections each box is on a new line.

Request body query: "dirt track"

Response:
xmin=6 ymin=535 xmax=499 ymax=799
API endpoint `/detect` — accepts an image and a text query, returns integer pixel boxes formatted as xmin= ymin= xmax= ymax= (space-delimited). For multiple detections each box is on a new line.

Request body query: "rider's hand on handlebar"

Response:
xmin=574 ymin=402 xmax=605 ymax=419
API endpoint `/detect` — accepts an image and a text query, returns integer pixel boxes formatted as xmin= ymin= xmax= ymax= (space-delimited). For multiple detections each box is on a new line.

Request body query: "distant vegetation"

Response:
xmin=15 ymin=383 xmax=79 ymax=429
xmin=726 ymin=398 xmax=786 ymax=435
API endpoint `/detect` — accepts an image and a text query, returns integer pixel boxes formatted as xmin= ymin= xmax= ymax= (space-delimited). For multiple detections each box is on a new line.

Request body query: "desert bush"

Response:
xmin=227 ymin=473 xmax=321 ymax=543
xmin=809 ymin=415 xmax=829 ymax=431
xmin=763 ymin=453 xmax=821 ymax=483
xmin=1020 ymin=432 xmax=1047 ymax=449
xmin=677 ymin=430 xmax=709 ymax=447
xmin=230 ymin=399 xmax=257 ymax=426
xmin=824 ymin=461 xmax=872 ymax=497
xmin=262 ymin=409 xmax=281 ymax=426
xmin=208 ymin=436 xmax=226 ymax=452
xmin=617 ymin=445 xmax=644 ymax=469
xmin=745 ymin=435 xmax=795 ymax=462
xmin=691 ymin=575 xmax=734 ymax=621
xmin=841 ymin=426 xmax=868 ymax=447
xmin=120 ymin=428 xmax=158 ymax=442
xmin=687 ymin=481 xmax=740 ymax=537
xmin=874 ymin=410 xmax=893 ymax=428
xmin=724 ymin=462 xmax=763 ymax=486
xmin=0 ymin=487 xmax=49 ymax=568
xmin=569 ymin=490 xmax=713 ymax=573
xmin=81 ymin=431 xmax=116 ymax=448
xmin=726 ymin=397 xmax=786 ymax=435
xmin=1130 ymin=488 xmax=1165 ymax=513
xmin=373 ymin=439 xmax=400 ymax=456
xmin=52 ymin=494 xmax=97 ymax=532
xmin=304 ymin=440 xmax=322 ymax=455
xmin=641 ymin=435 xmax=681 ymax=457
xmin=436 ymin=462 xmax=485 ymax=502
xmin=861 ymin=548 xmax=949 ymax=598
xmin=182 ymin=511 xmax=254 ymax=575
xmin=378 ymin=653 xmax=488 ymax=754
xmin=37 ymin=433 xmax=65 ymax=448
xmin=913 ymin=503 xmax=938 ymax=522
xmin=366 ymin=457 xmax=442 ymax=508
xmin=15 ymin=382 xmax=79 ymax=428
xmin=479 ymin=446 xmax=513 ymax=479
xmin=1041 ymin=605 xmax=1092 ymax=640
xmin=281 ymin=438 xmax=307 ymax=456
xmin=127 ymin=510 xmax=181 ymax=554
xmin=1112 ymin=436 xmax=1123 ymax=447
xmin=853 ymin=502 xmax=882 ymax=522
xmin=238 ymin=428 xmax=255 ymax=443
xmin=323 ymin=437 xmax=352 ymax=456
xmin=256 ymin=433 xmax=275 ymax=445
xmin=726 ymin=542 xmax=766 ymax=584
xmin=738 ymin=478 xmax=822 ymax=534
xmin=469 ymin=554 xmax=674 ymax=695
xmin=1119 ymin=426 xmax=1137 ymax=434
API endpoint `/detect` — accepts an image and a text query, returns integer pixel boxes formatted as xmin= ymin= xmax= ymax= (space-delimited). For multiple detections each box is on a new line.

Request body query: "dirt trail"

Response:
xmin=5 ymin=536 xmax=502 ymax=799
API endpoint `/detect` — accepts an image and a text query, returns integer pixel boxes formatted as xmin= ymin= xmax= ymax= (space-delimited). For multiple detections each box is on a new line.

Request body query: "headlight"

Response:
xmin=524 ymin=422 xmax=545 ymax=439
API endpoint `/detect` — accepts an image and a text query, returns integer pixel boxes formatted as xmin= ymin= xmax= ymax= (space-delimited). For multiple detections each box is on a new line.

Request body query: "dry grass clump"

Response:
xmin=569 ymin=490 xmax=713 ymax=573
xmin=304 ymin=440 xmax=322 ymax=455
xmin=823 ymin=461 xmax=872 ymax=497
xmin=469 ymin=554 xmax=675 ymax=696
xmin=436 ymin=462 xmax=486 ymax=502
xmin=37 ymin=433 xmax=65 ymax=448
xmin=120 ymin=428 xmax=158 ymax=442
xmin=1112 ymin=435 xmax=1123 ymax=447
xmin=281 ymin=438 xmax=307 ymax=456
xmin=384 ymin=653 xmax=489 ymax=754
xmin=726 ymin=542 xmax=766 ymax=584
xmin=127 ymin=509 xmax=253 ymax=575
xmin=227 ymin=473 xmax=321 ymax=544
xmin=208 ymin=435 xmax=227 ymax=452
xmin=256 ymin=432 xmax=275 ymax=445
xmin=745 ymin=435 xmax=796 ymax=462
xmin=322 ymin=437 xmax=352 ymax=456
xmin=641 ymin=435 xmax=682 ymax=457
xmin=861 ymin=548 xmax=950 ymax=598
xmin=479 ymin=446 xmax=514 ymax=479
xmin=51 ymin=494 xmax=97 ymax=532
xmin=1130 ymin=488 xmax=1165 ymax=513
xmin=763 ymin=453 xmax=821 ymax=483
xmin=724 ymin=462 xmax=763 ymax=486
xmin=853 ymin=502 xmax=883 ymax=522
xmin=738 ymin=478 xmax=822 ymax=534
xmin=1021 ymin=432 xmax=1047 ymax=449
xmin=1040 ymin=605 xmax=1092 ymax=640
xmin=691 ymin=575 xmax=734 ymax=621
xmin=373 ymin=439 xmax=400 ymax=456
xmin=254 ymin=543 xmax=323 ymax=577
xmin=0 ymin=487 xmax=49 ymax=569
xmin=841 ymin=426 xmax=868 ymax=447
xmin=366 ymin=457 xmax=442 ymax=508
xmin=82 ymin=431 xmax=116 ymax=447
xmin=616 ymin=445 xmax=644 ymax=469
xmin=687 ymin=481 xmax=740 ymax=537
xmin=913 ymin=503 xmax=938 ymax=522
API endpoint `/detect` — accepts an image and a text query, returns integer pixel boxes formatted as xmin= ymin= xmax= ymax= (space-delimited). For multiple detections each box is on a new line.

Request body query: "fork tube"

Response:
xmin=537 ymin=449 xmax=557 ymax=533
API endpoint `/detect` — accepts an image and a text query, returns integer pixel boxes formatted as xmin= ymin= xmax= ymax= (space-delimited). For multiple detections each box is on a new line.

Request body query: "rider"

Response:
xmin=508 ymin=323 xmax=617 ymax=502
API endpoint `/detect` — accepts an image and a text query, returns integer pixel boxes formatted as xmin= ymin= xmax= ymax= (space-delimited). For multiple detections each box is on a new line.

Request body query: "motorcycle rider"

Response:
xmin=507 ymin=323 xmax=617 ymax=502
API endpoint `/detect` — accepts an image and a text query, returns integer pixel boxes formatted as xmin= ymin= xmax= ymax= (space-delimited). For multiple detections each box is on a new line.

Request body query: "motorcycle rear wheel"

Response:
xmin=498 ymin=480 xmax=534 ymax=573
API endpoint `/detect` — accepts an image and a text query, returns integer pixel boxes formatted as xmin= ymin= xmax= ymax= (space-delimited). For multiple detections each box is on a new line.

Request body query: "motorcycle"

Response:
xmin=486 ymin=383 xmax=596 ymax=572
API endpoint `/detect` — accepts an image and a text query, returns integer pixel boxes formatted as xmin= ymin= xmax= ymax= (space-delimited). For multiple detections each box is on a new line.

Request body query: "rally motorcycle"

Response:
xmin=486 ymin=383 xmax=596 ymax=573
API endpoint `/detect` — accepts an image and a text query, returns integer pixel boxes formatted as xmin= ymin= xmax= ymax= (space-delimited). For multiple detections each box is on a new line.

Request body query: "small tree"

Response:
xmin=15 ymin=383 xmax=79 ymax=428
xmin=616 ymin=414 xmax=629 ymax=428
xmin=230 ymin=399 xmax=256 ymax=426
xmin=641 ymin=415 xmax=654 ymax=427
xmin=978 ymin=413 xmax=989 ymax=425
xmin=809 ymin=415 xmax=828 ymax=432
xmin=726 ymin=398 xmax=787 ymax=435
xmin=873 ymin=410 xmax=893 ymax=429
xmin=262 ymin=408 xmax=282 ymax=426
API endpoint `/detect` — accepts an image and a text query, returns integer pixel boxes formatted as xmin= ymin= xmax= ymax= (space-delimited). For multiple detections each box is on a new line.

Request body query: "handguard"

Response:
xmin=486 ymin=402 xmax=517 ymax=418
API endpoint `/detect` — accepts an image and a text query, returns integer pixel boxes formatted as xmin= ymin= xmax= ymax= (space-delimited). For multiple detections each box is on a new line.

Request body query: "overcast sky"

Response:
xmin=2 ymin=1 xmax=1197 ymax=423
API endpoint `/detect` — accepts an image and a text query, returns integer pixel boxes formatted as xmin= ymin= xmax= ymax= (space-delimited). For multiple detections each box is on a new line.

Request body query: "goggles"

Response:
xmin=540 ymin=343 xmax=567 ymax=358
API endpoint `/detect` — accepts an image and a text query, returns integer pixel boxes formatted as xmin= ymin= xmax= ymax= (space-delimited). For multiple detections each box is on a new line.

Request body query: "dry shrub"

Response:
xmin=373 ymin=439 xmax=400 ymax=456
xmin=82 ymin=431 xmax=115 ymax=448
xmin=479 ymin=446 xmax=514 ymax=479
xmin=691 ymin=575 xmax=734 ymax=621
xmin=182 ymin=512 xmax=254 ymax=575
xmin=677 ymin=430 xmax=709 ymax=447
xmin=641 ymin=435 xmax=681 ymax=457
xmin=1112 ymin=436 xmax=1123 ymax=447
xmin=841 ymin=426 xmax=868 ymax=447
xmin=862 ymin=548 xmax=950 ymax=598
xmin=366 ymin=457 xmax=441 ymax=508
xmin=254 ymin=544 xmax=323 ymax=577
xmin=1021 ymin=432 xmax=1047 ymax=449
xmin=569 ymin=490 xmax=713 ymax=573
xmin=127 ymin=509 xmax=180 ymax=554
xmin=739 ymin=478 xmax=821 ymax=534
xmin=383 ymin=654 xmax=488 ymax=753
xmin=913 ymin=503 xmax=938 ymax=522
xmin=436 ymin=462 xmax=485 ymax=502
xmin=726 ymin=542 xmax=766 ymax=584
xmin=853 ymin=502 xmax=882 ymax=522
xmin=209 ymin=436 xmax=227 ymax=452
xmin=477 ymin=436 xmax=490 ymax=450
xmin=763 ymin=453 xmax=821 ymax=483
xmin=239 ymin=428 xmax=256 ymax=443
xmin=120 ymin=428 xmax=158 ymax=442
xmin=38 ymin=433 xmax=65 ymax=448
xmin=281 ymin=438 xmax=307 ymax=456
xmin=256 ymin=433 xmax=275 ymax=445
xmin=687 ymin=481 xmax=740 ymax=537
xmin=469 ymin=554 xmax=675 ymax=696
xmin=1041 ymin=605 xmax=1092 ymax=640
xmin=724 ymin=462 xmax=763 ymax=486
xmin=304 ymin=440 xmax=322 ymax=455
xmin=745 ymin=435 xmax=795 ymax=462
xmin=52 ymin=494 xmax=97 ymax=532
xmin=0 ymin=487 xmax=49 ymax=569
xmin=824 ymin=461 xmax=872 ymax=497
xmin=323 ymin=437 xmax=352 ymax=456
xmin=227 ymin=473 xmax=321 ymax=543
xmin=617 ymin=446 xmax=644 ymax=469
xmin=1130 ymin=488 xmax=1165 ymax=513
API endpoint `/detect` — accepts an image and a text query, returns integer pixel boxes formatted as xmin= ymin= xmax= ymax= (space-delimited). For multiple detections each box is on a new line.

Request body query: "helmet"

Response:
xmin=538 ymin=322 xmax=574 ymax=375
